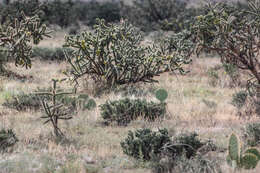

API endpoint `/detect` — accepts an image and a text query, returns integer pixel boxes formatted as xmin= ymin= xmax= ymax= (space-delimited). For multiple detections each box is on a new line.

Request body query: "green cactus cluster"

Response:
xmin=227 ymin=133 xmax=260 ymax=170
xmin=0 ymin=12 xmax=51 ymax=70
xmin=100 ymin=98 xmax=166 ymax=126
xmin=121 ymin=128 xmax=171 ymax=160
xmin=63 ymin=19 xmax=191 ymax=87
xmin=0 ymin=129 xmax=18 ymax=152
xmin=121 ymin=128 xmax=213 ymax=163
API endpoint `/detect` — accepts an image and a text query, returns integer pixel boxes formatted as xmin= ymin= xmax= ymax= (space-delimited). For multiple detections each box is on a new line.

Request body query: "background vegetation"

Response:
xmin=1 ymin=0 xmax=260 ymax=173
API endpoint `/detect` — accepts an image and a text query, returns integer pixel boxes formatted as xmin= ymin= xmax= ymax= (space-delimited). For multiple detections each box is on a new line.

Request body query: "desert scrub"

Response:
xmin=152 ymin=154 xmax=222 ymax=173
xmin=99 ymin=98 xmax=166 ymax=126
xmin=121 ymin=129 xmax=215 ymax=163
xmin=244 ymin=123 xmax=260 ymax=147
xmin=231 ymin=90 xmax=248 ymax=109
xmin=0 ymin=129 xmax=18 ymax=152
xmin=32 ymin=47 xmax=73 ymax=61
xmin=63 ymin=19 xmax=191 ymax=87
xmin=3 ymin=92 xmax=43 ymax=111
xmin=121 ymin=128 xmax=171 ymax=161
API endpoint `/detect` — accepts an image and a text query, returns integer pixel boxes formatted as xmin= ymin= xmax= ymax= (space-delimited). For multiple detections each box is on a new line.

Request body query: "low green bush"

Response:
xmin=32 ymin=47 xmax=73 ymax=61
xmin=99 ymin=98 xmax=166 ymax=126
xmin=153 ymin=154 xmax=221 ymax=173
xmin=121 ymin=128 xmax=171 ymax=160
xmin=244 ymin=123 xmax=260 ymax=147
xmin=121 ymin=128 xmax=216 ymax=163
xmin=166 ymin=132 xmax=204 ymax=159
xmin=231 ymin=90 xmax=248 ymax=109
xmin=3 ymin=90 xmax=95 ymax=112
xmin=3 ymin=92 xmax=43 ymax=111
xmin=0 ymin=129 xmax=18 ymax=152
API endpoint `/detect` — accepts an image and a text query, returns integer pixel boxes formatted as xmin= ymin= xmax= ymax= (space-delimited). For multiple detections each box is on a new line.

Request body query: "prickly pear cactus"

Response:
xmin=227 ymin=133 xmax=260 ymax=170
xmin=155 ymin=89 xmax=168 ymax=103
xmin=228 ymin=133 xmax=240 ymax=162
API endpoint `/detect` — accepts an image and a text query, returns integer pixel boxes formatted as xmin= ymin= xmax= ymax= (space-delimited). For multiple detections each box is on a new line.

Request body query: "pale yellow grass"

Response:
xmin=0 ymin=54 xmax=258 ymax=173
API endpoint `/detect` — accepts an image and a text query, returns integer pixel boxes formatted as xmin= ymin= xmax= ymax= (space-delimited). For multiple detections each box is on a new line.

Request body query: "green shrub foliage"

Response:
xmin=3 ymin=92 xmax=43 ymax=111
xmin=121 ymin=129 xmax=213 ymax=163
xmin=64 ymin=19 xmax=191 ymax=86
xmin=99 ymin=98 xmax=166 ymax=126
xmin=2 ymin=89 xmax=95 ymax=112
xmin=0 ymin=0 xmax=121 ymax=28
xmin=0 ymin=129 xmax=18 ymax=152
xmin=121 ymin=128 xmax=171 ymax=160
xmin=163 ymin=132 xmax=204 ymax=159
xmin=244 ymin=123 xmax=260 ymax=147
xmin=152 ymin=155 xmax=221 ymax=173
xmin=121 ymin=0 xmax=201 ymax=32
xmin=231 ymin=91 xmax=248 ymax=109
xmin=32 ymin=47 xmax=73 ymax=61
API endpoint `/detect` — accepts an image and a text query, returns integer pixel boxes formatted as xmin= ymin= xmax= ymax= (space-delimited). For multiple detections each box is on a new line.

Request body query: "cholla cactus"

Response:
xmin=36 ymin=79 xmax=74 ymax=137
xmin=0 ymin=12 xmax=51 ymax=70
xmin=193 ymin=0 xmax=260 ymax=84
xmin=63 ymin=19 xmax=191 ymax=87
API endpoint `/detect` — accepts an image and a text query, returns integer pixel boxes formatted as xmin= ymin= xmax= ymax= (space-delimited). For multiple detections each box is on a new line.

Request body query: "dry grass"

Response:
xmin=0 ymin=41 xmax=259 ymax=173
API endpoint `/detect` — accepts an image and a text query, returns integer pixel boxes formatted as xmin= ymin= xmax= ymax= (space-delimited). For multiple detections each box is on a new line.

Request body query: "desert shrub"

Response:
xmin=0 ymin=0 xmax=121 ymax=28
xmin=192 ymin=0 xmax=260 ymax=115
xmin=207 ymin=64 xmax=241 ymax=88
xmin=2 ymin=89 xmax=95 ymax=112
xmin=152 ymin=133 xmax=218 ymax=173
xmin=152 ymin=154 xmax=222 ymax=173
xmin=32 ymin=47 xmax=73 ymax=61
xmin=244 ymin=123 xmax=260 ymax=147
xmin=231 ymin=91 xmax=248 ymax=109
xmin=207 ymin=66 xmax=220 ymax=87
xmin=223 ymin=63 xmax=241 ymax=86
xmin=3 ymin=92 xmax=43 ymax=111
xmin=0 ymin=129 xmax=18 ymax=152
xmin=0 ymin=51 xmax=8 ymax=73
xmin=99 ymin=98 xmax=166 ymax=126
xmin=64 ymin=19 xmax=191 ymax=87
xmin=121 ymin=129 xmax=215 ymax=164
xmin=120 ymin=128 xmax=171 ymax=161
xmin=0 ymin=0 xmax=43 ymax=24
xmin=164 ymin=132 xmax=205 ymax=159
xmin=121 ymin=0 xmax=201 ymax=32
xmin=84 ymin=1 xmax=121 ymax=26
